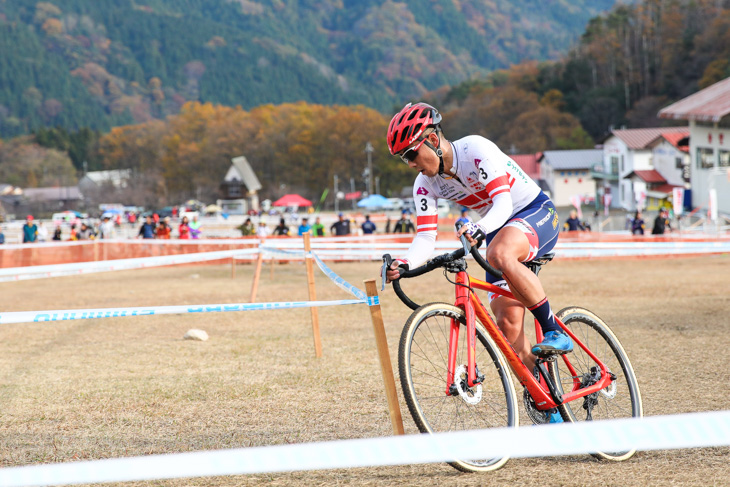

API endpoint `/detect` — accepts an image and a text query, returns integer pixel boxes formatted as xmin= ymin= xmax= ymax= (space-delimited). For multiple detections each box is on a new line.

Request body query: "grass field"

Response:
xmin=1 ymin=254 xmax=729 ymax=486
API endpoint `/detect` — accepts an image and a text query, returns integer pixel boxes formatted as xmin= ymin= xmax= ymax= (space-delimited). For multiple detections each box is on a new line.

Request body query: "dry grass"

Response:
xmin=1 ymin=255 xmax=729 ymax=486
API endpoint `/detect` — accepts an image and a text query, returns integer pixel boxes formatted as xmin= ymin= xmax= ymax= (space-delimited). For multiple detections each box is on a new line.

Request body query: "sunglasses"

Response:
xmin=397 ymin=133 xmax=431 ymax=164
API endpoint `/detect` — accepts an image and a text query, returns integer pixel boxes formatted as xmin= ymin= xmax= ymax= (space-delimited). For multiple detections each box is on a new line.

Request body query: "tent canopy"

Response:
xmin=272 ymin=194 xmax=312 ymax=207
xmin=357 ymin=194 xmax=393 ymax=208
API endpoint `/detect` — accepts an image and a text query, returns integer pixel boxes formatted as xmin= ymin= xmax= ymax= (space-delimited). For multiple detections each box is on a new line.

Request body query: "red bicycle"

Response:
xmin=382 ymin=236 xmax=642 ymax=473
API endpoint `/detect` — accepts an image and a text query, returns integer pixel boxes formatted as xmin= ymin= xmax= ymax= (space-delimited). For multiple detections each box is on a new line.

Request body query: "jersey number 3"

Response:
xmin=420 ymin=198 xmax=428 ymax=211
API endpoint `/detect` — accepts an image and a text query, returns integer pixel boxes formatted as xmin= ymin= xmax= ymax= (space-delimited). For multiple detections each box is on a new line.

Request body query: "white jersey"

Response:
xmin=403 ymin=135 xmax=541 ymax=268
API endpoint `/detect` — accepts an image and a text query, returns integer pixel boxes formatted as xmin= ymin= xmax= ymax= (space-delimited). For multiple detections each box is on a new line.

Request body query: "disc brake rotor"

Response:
xmin=454 ymin=364 xmax=482 ymax=405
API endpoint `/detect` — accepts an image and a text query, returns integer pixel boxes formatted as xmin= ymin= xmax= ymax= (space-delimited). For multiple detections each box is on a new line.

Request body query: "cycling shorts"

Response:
xmin=483 ymin=193 xmax=559 ymax=301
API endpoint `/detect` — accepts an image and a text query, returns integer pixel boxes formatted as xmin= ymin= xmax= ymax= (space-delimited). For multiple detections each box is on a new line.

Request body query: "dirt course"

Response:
xmin=0 ymin=254 xmax=728 ymax=486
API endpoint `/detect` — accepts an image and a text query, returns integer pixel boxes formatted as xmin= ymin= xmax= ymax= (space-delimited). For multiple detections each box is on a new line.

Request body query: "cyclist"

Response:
xmin=384 ymin=102 xmax=572 ymax=384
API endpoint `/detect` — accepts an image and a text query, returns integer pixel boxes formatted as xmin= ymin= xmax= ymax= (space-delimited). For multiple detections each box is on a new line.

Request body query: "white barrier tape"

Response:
xmin=0 ymin=410 xmax=727 ymax=486
xmin=0 ymin=249 xmax=259 ymax=282
xmin=309 ymin=252 xmax=368 ymax=302
xmin=0 ymin=298 xmax=367 ymax=325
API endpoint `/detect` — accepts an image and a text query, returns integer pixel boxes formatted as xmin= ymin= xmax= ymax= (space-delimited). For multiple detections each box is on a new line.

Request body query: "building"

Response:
xmin=539 ymin=150 xmax=601 ymax=207
xmin=78 ymin=169 xmax=132 ymax=192
xmin=219 ymin=156 xmax=262 ymax=214
xmin=659 ymin=76 xmax=730 ymax=215
xmin=596 ymin=127 xmax=688 ymax=210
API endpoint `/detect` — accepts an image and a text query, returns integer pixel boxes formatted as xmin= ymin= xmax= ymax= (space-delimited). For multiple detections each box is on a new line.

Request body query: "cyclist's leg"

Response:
xmin=489 ymin=295 xmax=534 ymax=371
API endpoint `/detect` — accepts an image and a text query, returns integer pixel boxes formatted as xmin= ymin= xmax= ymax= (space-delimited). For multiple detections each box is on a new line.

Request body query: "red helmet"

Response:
xmin=386 ymin=102 xmax=442 ymax=155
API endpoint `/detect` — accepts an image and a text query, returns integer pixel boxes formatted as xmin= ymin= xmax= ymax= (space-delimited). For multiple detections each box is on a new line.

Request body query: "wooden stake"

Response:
xmin=231 ymin=256 xmax=236 ymax=279
xmin=303 ymin=232 xmax=323 ymax=358
xmin=269 ymin=254 xmax=275 ymax=280
xmin=364 ymin=279 xmax=405 ymax=435
xmin=249 ymin=243 xmax=264 ymax=302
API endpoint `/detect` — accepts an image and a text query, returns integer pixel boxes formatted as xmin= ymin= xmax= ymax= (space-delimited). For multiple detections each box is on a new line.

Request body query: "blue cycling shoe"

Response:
xmin=532 ymin=330 xmax=573 ymax=356
xmin=547 ymin=408 xmax=564 ymax=423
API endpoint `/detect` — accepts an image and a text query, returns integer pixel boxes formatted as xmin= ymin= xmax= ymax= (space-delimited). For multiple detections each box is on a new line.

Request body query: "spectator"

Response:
xmin=238 ymin=217 xmax=255 ymax=236
xmin=361 ymin=214 xmax=377 ymax=234
xmin=393 ymin=209 xmax=416 ymax=233
xmin=178 ymin=216 xmax=191 ymax=239
xmin=652 ymin=208 xmax=671 ymax=235
xmin=256 ymin=219 xmax=269 ymax=237
xmin=138 ymin=215 xmax=157 ymax=239
xmin=0 ymin=225 xmax=5 ymax=244
xmin=311 ymin=216 xmax=325 ymax=237
xmin=385 ymin=216 xmax=392 ymax=233
xmin=189 ymin=215 xmax=202 ymax=239
xmin=563 ymin=210 xmax=586 ymax=231
xmin=77 ymin=222 xmax=94 ymax=240
xmin=52 ymin=225 xmax=62 ymax=241
xmin=37 ymin=221 xmax=49 ymax=242
xmin=156 ymin=219 xmax=172 ymax=239
xmin=100 ymin=216 xmax=115 ymax=239
xmin=631 ymin=210 xmax=645 ymax=235
xmin=69 ymin=223 xmax=78 ymax=241
xmin=330 ymin=213 xmax=351 ymax=236
xmin=273 ymin=218 xmax=290 ymax=236
xmin=22 ymin=215 xmax=38 ymax=243
xmin=297 ymin=217 xmax=311 ymax=236
xmin=456 ymin=207 xmax=470 ymax=226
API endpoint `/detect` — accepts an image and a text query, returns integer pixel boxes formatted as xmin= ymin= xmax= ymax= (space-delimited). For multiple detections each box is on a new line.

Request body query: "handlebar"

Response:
xmin=381 ymin=222 xmax=503 ymax=310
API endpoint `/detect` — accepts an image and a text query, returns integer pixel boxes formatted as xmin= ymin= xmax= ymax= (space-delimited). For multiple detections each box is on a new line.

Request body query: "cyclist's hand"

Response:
xmin=386 ymin=259 xmax=409 ymax=282
xmin=457 ymin=221 xmax=486 ymax=247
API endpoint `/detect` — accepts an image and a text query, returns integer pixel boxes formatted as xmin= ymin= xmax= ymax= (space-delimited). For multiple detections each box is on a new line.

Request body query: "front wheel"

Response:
xmin=398 ymin=303 xmax=519 ymax=473
xmin=550 ymin=307 xmax=643 ymax=461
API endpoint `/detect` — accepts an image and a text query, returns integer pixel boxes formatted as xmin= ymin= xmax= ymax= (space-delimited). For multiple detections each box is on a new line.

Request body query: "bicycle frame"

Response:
xmin=445 ymin=269 xmax=614 ymax=410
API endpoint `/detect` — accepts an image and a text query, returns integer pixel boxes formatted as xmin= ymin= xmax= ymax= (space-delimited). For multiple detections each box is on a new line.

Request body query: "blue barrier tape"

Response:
xmin=309 ymin=252 xmax=368 ymax=302
xmin=0 ymin=299 xmax=367 ymax=325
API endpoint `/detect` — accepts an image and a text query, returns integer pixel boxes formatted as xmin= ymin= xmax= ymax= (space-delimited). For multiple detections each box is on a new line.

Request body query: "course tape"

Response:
xmin=1 ymin=410 xmax=727 ymax=486
xmin=309 ymin=252 xmax=368 ymax=301
xmin=0 ymin=249 xmax=259 ymax=282
xmin=0 ymin=299 xmax=366 ymax=325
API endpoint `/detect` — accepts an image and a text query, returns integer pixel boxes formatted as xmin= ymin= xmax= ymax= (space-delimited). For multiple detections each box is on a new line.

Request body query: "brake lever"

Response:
xmin=455 ymin=221 xmax=472 ymax=254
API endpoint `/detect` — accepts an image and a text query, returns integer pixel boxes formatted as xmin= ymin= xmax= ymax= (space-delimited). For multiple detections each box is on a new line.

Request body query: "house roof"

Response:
xmin=609 ymin=127 xmax=688 ymax=150
xmin=652 ymin=183 xmax=681 ymax=195
xmin=227 ymin=156 xmax=262 ymax=192
xmin=81 ymin=169 xmax=132 ymax=187
xmin=647 ymin=131 xmax=690 ymax=153
xmin=23 ymin=186 xmax=82 ymax=201
xmin=511 ymin=153 xmax=540 ymax=179
xmin=626 ymin=170 xmax=667 ymax=184
xmin=539 ymin=149 xmax=602 ymax=170
xmin=658 ymin=76 xmax=730 ymax=122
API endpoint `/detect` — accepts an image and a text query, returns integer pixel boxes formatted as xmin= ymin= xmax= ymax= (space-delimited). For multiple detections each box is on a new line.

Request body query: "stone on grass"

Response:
xmin=184 ymin=329 xmax=209 ymax=341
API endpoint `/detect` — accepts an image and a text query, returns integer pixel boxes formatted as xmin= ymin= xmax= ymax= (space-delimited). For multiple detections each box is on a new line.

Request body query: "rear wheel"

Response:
xmin=550 ymin=307 xmax=643 ymax=461
xmin=398 ymin=303 xmax=519 ymax=473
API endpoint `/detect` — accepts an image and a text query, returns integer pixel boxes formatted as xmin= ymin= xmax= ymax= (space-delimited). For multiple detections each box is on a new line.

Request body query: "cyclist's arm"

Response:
xmin=472 ymin=154 xmax=513 ymax=235
xmin=399 ymin=178 xmax=438 ymax=269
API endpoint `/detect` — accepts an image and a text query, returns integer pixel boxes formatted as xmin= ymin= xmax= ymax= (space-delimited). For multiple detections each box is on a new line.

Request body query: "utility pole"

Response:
xmin=350 ymin=177 xmax=356 ymax=211
xmin=334 ymin=174 xmax=339 ymax=213
xmin=365 ymin=141 xmax=374 ymax=195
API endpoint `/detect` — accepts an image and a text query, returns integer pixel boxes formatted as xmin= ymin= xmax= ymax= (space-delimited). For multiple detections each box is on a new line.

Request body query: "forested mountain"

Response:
xmin=0 ymin=0 xmax=618 ymax=137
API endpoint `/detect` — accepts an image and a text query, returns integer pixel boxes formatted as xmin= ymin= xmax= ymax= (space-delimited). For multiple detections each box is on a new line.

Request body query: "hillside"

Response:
xmin=0 ymin=0 xmax=618 ymax=137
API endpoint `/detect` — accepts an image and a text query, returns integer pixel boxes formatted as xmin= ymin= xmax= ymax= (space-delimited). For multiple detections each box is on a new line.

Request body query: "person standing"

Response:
xmin=238 ymin=217 xmax=255 ymax=236
xmin=297 ymin=217 xmax=311 ymax=236
xmin=256 ymin=219 xmax=269 ymax=237
xmin=138 ymin=215 xmax=157 ymax=239
xmin=156 ymin=220 xmax=171 ymax=239
xmin=361 ymin=214 xmax=377 ymax=234
xmin=651 ymin=209 xmax=671 ymax=235
xmin=37 ymin=221 xmax=49 ymax=242
xmin=189 ymin=215 xmax=202 ymax=239
xmin=77 ymin=222 xmax=94 ymax=240
xmin=330 ymin=213 xmax=351 ymax=236
xmin=311 ymin=216 xmax=325 ymax=237
xmin=273 ymin=218 xmax=290 ymax=236
xmin=0 ymin=225 xmax=5 ymax=244
xmin=631 ymin=210 xmax=645 ymax=235
xmin=563 ymin=210 xmax=586 ymax=231
xmin=393 ymin=209 xmax=416 ymax=233
xmin=22 ymin=216 xmax=38 ymax=243
xmin=178 ymin=216 xmax=191 ymax=239
xmin=455 ymin=208 xmax=470 ymax=227
xmin=52 ymin=225 xmax=62 ymax=241
xmin=100 ymin=216 xmax=115 ymax=239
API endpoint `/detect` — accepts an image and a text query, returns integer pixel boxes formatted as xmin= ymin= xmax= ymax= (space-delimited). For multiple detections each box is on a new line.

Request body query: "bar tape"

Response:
xmin=0 ymin=299 xmax=367 ymax=325
xmin=0 ymin=410 xmax=727 ymax=486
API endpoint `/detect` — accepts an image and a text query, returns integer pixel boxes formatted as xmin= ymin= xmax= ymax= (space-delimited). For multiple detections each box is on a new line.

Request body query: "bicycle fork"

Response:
xmin=445 ymin=271 xmax=484 ymax=396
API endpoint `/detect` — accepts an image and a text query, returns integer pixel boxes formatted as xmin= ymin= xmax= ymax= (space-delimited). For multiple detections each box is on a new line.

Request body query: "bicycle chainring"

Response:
xmin=523 ymin=366 xmax=550 ymax=425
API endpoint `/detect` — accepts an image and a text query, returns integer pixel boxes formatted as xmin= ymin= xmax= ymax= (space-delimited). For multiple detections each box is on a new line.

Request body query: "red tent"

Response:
xmin=272 ymin=194 xmax=313 ymax=207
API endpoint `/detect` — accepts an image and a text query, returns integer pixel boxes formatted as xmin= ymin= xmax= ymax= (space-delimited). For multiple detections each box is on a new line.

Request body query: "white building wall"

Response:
xmin=552 ymin=169 xmax=593 ymax=207
xmin=652 ymin=141 xmax=687 ymax=186
xmin=602 ymin=137 xmax=626 ymax=208
xmin=689 ymin=121 xmax=730 ymax=214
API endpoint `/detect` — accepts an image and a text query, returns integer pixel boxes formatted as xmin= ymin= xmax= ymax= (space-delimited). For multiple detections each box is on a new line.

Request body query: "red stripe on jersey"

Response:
xmin=490 ymin=188 xmax=510 ymax=197
xmin=485 ymin=175 xmax=510 ymax=195
xmin=417 ymin=215 xmax=438 ymax=225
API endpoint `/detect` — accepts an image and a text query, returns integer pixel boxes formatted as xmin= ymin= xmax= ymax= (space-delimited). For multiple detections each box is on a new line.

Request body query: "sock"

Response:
xmin=528 ymin=297 xmax=560 ymax=334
